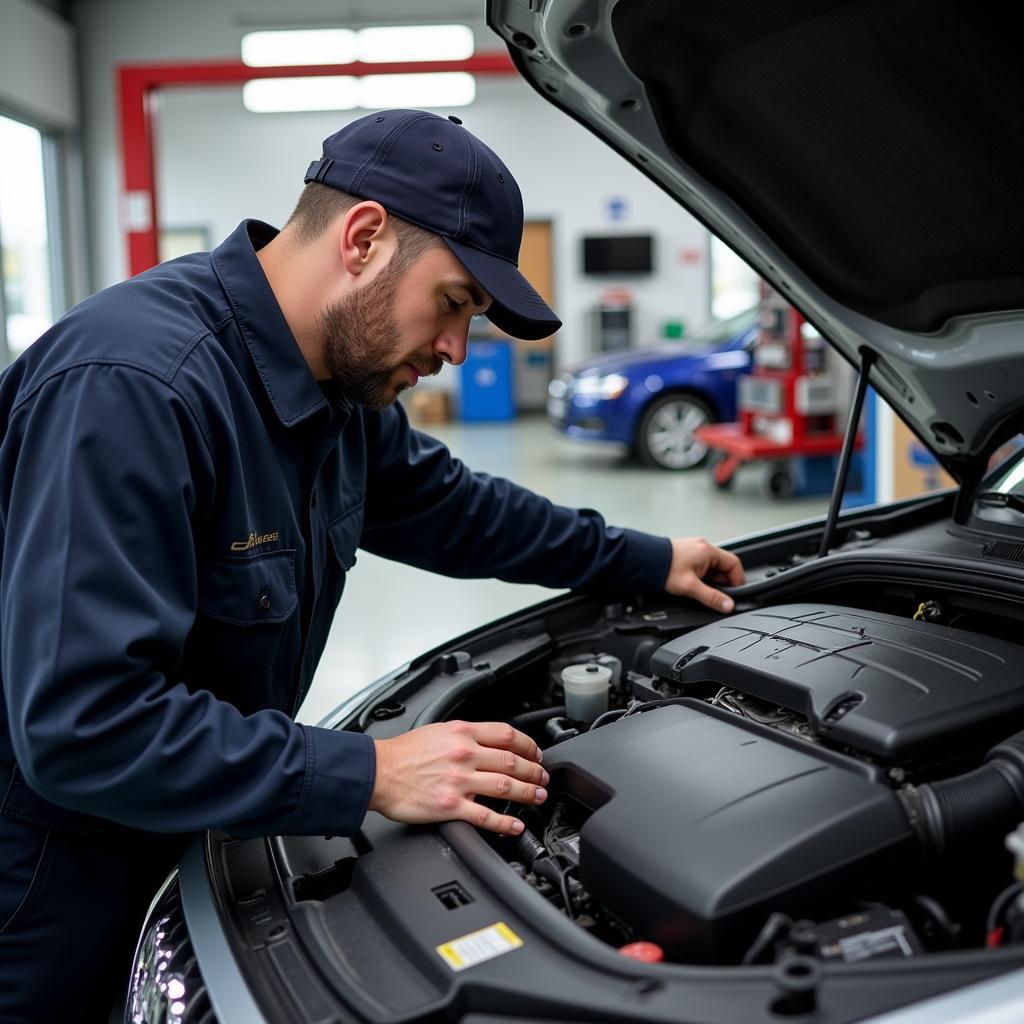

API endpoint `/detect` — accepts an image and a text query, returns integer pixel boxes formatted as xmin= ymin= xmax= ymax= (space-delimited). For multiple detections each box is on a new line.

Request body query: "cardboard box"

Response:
xmin=408 ymin=388 xmax=451 ymax=426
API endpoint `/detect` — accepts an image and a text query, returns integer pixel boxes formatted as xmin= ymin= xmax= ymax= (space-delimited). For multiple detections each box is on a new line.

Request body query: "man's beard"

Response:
xmin=319 ymin=258 xmax=443 ymax=411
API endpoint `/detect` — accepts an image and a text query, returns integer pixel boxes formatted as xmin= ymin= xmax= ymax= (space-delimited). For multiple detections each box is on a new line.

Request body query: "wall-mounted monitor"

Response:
xmin=582 ymin=234 xmax=654 ymax=275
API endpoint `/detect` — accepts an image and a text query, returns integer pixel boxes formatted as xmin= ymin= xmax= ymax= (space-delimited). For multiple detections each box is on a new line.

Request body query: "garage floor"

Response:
xmin=297 ymin=414 xmax=829 ymax=725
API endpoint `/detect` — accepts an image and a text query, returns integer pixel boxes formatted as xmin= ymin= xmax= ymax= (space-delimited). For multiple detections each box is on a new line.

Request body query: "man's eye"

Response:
xmin=445 ymin=294 xmax=465 ymax=313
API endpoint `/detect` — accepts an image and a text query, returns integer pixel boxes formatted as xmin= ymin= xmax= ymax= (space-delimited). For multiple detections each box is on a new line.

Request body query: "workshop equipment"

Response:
xmin=697 ymin=283 xmax=858 ymax=497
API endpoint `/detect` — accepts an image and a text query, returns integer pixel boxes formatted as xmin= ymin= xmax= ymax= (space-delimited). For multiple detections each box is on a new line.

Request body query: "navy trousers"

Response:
xmin=0 ymin=767 xmax=187 ymax=1022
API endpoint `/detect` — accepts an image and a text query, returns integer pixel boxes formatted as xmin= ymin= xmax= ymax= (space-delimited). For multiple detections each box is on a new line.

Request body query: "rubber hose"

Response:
xmin=902 ymin=731 xmax=1024 ymax=855
xmin=513 ymin=828 xmax=546 ymax=868
xmin=511 ymin=705 xmax=566 ymax=729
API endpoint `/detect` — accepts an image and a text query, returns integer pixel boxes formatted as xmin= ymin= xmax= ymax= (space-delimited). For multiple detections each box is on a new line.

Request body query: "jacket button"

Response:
xmin=257 ymin=590 xmax=271 ymax=613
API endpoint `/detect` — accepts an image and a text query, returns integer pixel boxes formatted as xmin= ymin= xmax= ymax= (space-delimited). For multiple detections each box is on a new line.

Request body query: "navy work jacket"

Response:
xmin=0 ymin=220 xmax=671 ymax=843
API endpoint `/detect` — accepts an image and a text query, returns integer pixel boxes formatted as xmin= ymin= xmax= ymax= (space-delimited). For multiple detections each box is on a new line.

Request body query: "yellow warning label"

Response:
xmin=436 ymin=922 xmax=523 ymax=972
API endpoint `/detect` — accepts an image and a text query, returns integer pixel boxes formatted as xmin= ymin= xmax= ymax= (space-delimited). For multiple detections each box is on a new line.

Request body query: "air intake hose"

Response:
xmin=899 ymin=733 xmax=1024 ymax=856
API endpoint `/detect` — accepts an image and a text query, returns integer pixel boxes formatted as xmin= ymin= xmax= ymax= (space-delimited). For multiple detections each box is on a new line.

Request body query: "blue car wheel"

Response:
xmin=636 ymin=393 xmax=714 ymax=470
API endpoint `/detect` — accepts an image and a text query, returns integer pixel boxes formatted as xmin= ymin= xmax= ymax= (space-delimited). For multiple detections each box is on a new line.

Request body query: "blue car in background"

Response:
xmin=546 ymin=308 xmax=756 ymax=470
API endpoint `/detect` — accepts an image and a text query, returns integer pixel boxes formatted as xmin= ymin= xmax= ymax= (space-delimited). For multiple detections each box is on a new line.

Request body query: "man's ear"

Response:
xmin=338 ymin=201 xmax=390 ymax=278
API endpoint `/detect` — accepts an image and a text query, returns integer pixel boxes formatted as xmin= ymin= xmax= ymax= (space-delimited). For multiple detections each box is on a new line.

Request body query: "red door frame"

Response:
xmin=117 ymin=53 xmax=517 ymax=277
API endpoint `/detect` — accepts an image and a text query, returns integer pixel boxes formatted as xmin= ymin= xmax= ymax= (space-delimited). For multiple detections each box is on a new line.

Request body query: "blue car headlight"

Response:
xmin=125 ymin=872 xmax=215 ymax=1023
xmin=573 ymin=373 xmax=629 ymax=401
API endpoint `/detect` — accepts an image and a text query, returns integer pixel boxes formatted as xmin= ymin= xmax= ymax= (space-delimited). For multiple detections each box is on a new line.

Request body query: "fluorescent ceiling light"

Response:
xmin=357 ymin=72 xmax=476 ymax=109
xmin=243 ymin=73 xmax=476 ymax=113
xmin=357 ymin=25 xmax=475 ymax=63
xmin=241 ymin=25 xmax=474 ymax=68
xmin=241 ymin=29 xmax=357 ymax=67
xmin=242 ymin=76 xmax=358 ymax=113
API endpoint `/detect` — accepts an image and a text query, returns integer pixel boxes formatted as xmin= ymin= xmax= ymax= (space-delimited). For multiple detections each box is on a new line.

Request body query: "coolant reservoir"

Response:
xmin=561 ymin=662 xmax=612 ymax=724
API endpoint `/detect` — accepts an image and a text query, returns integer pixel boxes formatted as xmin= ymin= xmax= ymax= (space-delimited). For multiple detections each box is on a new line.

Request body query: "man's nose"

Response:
xmin=433 ymin=323 xmax=470 ymax=367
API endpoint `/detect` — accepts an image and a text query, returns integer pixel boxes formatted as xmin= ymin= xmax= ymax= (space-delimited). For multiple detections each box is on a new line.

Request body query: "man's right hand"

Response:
xmin=368 ymin=720 xmax=548 ymax=835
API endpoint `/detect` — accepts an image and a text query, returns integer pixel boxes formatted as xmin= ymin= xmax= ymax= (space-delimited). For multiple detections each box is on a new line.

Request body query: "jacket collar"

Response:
xmin=211 ymin=220 xmax=332 ymax=427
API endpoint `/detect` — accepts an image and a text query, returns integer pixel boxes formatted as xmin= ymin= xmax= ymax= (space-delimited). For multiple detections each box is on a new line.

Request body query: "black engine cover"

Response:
xmin=544 ymin=703 xmax=914 ymax=962
xmin=650 ymin=604 xmax=1024 ymax=761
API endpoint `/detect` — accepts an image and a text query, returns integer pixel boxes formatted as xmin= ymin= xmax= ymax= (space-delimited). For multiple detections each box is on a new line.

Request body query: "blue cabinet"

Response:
xmin=459 ymin=340 xmax=515 ymax=421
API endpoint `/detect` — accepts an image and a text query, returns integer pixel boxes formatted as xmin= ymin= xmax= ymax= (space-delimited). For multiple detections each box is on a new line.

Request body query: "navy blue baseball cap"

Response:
xmin=304 ymin=109 xmax=560 ymax=341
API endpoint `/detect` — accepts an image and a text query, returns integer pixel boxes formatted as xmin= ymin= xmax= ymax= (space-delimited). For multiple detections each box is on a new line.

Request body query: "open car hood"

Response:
xmin=488 ymin=0 xmax=1024 ymax=487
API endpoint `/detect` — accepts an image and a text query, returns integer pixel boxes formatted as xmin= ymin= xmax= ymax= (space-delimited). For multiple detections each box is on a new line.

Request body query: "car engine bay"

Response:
xmin=207 ymin=506 xmax=1024 ymax=1023
xmin=462 ymin=598 xmax=1024 ymax=972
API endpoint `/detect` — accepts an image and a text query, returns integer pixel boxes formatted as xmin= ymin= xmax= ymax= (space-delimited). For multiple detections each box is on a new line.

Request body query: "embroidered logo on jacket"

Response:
xmin=230 ymin=531 xmax=280 ymax=552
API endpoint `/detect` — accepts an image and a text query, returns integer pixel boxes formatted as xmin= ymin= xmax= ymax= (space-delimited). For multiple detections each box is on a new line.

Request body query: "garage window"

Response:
xmin=0 ymin=113 xmax=64 ymax=363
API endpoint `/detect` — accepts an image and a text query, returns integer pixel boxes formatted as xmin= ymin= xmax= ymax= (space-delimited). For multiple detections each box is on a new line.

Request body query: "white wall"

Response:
xmin=74 ymin=0 xmax=712 ymax=366
xmin=0 ymin=0 xmax=75 ymax=127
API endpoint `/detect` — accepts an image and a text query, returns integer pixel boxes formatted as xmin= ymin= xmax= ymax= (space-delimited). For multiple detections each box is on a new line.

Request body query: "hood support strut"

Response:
xmin=818 ymin=348 xmax=877 ymax=558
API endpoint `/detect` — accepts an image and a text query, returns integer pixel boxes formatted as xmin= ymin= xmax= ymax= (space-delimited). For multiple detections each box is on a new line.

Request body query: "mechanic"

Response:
xmin=0 ymin=109 xmax=744 ymax=1018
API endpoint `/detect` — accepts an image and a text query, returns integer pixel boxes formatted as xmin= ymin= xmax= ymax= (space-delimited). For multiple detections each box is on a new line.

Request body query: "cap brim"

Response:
xmin=443 ymin=238 xmax=561 ymax=341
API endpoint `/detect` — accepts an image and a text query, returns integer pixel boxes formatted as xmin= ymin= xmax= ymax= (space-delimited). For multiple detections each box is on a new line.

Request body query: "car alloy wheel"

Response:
xmin=637 ymin=393 xmax=713 ymax=470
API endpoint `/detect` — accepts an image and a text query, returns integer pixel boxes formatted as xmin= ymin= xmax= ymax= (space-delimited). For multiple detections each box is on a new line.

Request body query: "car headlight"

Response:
xmin=126 ymin=872 xmax=215 ymax=1024
xmin=573 ymin=373 xmax=629 ymax=400
xmin=547 ymin=376 xmax=569 ymax=399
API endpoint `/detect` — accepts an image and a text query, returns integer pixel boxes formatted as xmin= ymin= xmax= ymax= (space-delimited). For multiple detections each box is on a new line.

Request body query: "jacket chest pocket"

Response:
xmin=198 ymin=549 xmax=298 ymax=625
xmin=189 ymin=549 xmax=299 ymax=711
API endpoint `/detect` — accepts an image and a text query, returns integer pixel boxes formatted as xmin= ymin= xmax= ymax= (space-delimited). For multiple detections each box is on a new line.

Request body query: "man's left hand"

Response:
xmin=664 ymin=537 xmax=745 ymax=613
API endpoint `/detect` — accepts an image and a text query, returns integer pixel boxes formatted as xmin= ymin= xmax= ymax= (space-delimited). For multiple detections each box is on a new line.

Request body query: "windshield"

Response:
xmin=677 ymin=307 xmax=756 ymax=349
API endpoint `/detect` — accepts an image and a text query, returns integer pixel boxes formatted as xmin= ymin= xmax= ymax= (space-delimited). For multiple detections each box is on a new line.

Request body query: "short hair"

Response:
xmin=285 ymin=182 xmax=442 ymax=268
